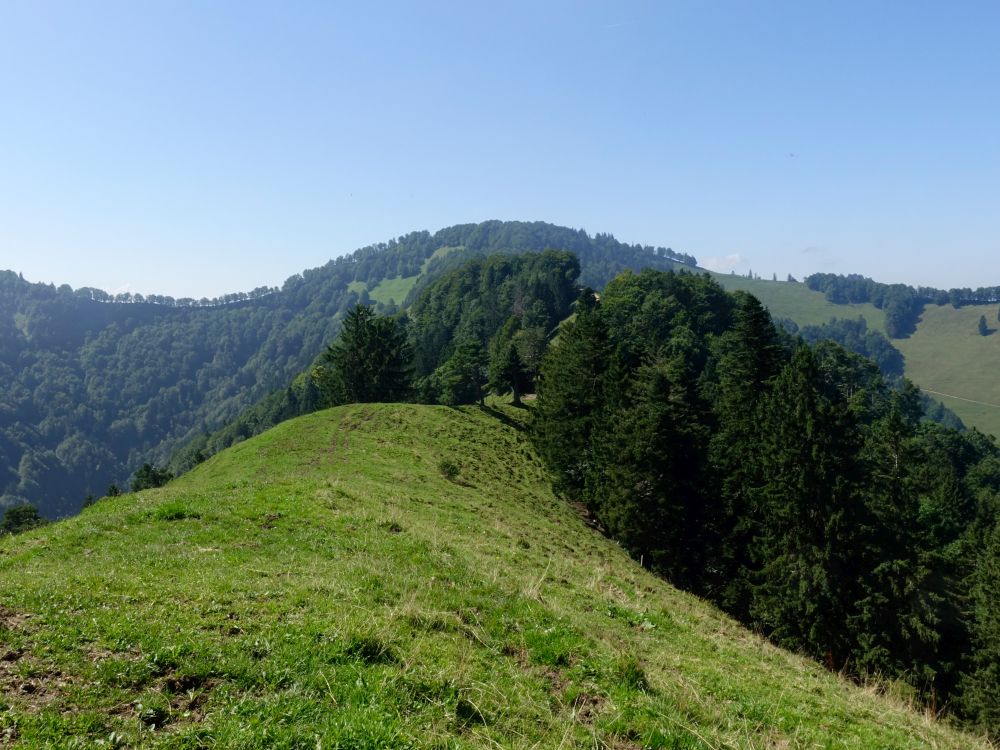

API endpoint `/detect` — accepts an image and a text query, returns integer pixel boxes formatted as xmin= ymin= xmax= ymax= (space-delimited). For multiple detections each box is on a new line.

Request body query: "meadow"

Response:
xmin=0 ymin=403 xmax=988 ymax=748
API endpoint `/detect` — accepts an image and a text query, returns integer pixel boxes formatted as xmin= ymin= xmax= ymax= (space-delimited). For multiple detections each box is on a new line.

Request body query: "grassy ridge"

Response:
xmin=0 ymin=404 xmax=988 ymax=748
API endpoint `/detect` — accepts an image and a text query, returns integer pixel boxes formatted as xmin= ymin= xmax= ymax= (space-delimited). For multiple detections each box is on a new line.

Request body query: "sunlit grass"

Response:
xmin=0 ymin=403 xmax=988 ymax=748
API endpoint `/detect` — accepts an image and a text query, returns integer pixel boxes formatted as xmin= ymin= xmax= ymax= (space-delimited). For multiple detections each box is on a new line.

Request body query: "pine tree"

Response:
xmin=749 ymin=346 xmax=865 ymax=667
xmin=431 ymin=339 xmax=488 ymax=405
xmin=850 ymin=390 xmax=943 ymax=687
xmin=959 ymin=523 xmax=1000 ymax=738
xmin=589 ymin=326 xmax=712 ymax=588
xmin=532 ymin=289 xmax=611 ymax=493
xmin=315 ymin=304 xmax=412 ymax=404
xmin=706 ymin=293 xmax=786 ymax=613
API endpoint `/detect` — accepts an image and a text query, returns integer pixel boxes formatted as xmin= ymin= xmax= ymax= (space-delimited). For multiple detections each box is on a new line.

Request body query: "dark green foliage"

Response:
xmin=806 ymin=271 xmax=1000 ymax=339
xmin=429 ymin=339 xmax=488 ymax=406
xmin=790 ymin=317 xmax=962 ymax=429
xmin=749 ymin=346 xmax=865 ymax=664
xmin=532 ymin=289 xmax=610 ymax=494
xmin=408 ymin=250 xmax=580 ymax=403
xmin=437 ymin=459 xmax=460 ymax=482
xmin=532 ymin=268 xmax=1000 ymax=737
xmin=806 ymin=273 xmax=923 ymax=337
xmin=1 ymin=222 xmax=689 ymax=517
xmin=0 ymin=503 xmax=45 ymax=535
xmin=488 ymin=323 xmax=528 ymax=406
xmin=131 ymin=463 xmax=173 ymax=492
xmin=314 ymin=305 xmax=412 ymax=404
xmin=798 ymin=317 xmax=904 ymax=377
xmin=959 ymin=523 xmax=1000 ymax=733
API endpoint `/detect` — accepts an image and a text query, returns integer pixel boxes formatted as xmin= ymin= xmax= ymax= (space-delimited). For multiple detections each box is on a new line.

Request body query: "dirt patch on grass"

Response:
xmin=165 ymin=674 xmax=220 ymax=722
xmin=0 ymin=656 xmax=72 ymax=714
xmin=571 ymin=691 xmax=605 ymax=723
xmin=0 ymin=606 xmax=31 ymax=631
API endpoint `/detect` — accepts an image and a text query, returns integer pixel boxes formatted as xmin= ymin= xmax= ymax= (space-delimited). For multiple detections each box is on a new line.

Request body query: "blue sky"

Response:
xmin=1 ymin=1 xmax=998 ymax=297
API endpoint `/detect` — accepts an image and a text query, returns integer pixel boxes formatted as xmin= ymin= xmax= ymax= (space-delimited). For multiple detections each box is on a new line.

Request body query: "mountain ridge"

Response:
xmin=0 ymin=401 xmax=987 ymax=748
xmin=0 ymin=221 xmax=692 ymax=517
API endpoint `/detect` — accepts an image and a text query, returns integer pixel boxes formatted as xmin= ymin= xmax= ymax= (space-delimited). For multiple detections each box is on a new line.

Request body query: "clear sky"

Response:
xmin=1 ymin=1 xmax=998 ymax=298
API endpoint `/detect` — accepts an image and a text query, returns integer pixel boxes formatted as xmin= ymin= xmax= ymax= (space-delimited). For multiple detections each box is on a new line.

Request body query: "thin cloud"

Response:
xmin=701 ymin=253 xmax=744 ymax=273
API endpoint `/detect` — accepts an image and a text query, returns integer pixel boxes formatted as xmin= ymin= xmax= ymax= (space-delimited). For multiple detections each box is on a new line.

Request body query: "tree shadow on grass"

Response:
xmin=477 ymin=403 xmax=528 ymax=432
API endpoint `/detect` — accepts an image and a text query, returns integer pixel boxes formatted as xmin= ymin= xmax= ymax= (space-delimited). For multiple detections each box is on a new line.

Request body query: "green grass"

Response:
xmin=0 ymin=403 xmax=986 ymax=748
xmin=420 ymin=245 xmax=462 ymax=275
xmin=344 ymin=247 xmax=463 ymax=308
xmin=891 ymin=303 xmax=1000 ymax=437
xmin=710 ymin=273 xmax=885 ymax=329
xmin=368 ymin=275 xmax=419 ymax=306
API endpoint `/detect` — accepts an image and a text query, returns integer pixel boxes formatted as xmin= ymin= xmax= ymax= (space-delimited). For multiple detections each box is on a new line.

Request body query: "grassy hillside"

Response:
xmin=893 ymin=303 xmax=1000 ymax=437
xmin=710 ymin=273 xmax=885 ymax=329
xmin=0 ymin=404 xmax=987 ymax=748
xmin=709 ymin=273 xmax=1000 ymax=437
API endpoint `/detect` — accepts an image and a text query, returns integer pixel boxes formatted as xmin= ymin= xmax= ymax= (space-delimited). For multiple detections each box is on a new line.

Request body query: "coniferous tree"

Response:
xmin=749 ymin=346 xmax=865 ymax=667
xmin=589 ymin=326 xmax=711 ymax=588
xmin=707 ymin=293 xmax=785 ymax=613
xmin=959 ymin=522 xmax=1000 ymax=739
xmin=0 ymin=503 xmax=45 ymax=535
xmin=430 ymin=339 xmax=488 ymax=405
xmin=488 ymin=317 xmax=528 ymax=405
xmin=131 ymin=463 xmax=173 ymax=491
xmin=314 ymin=304 xmax=412 ymax=404
xmin=851 ymin=389 xmax=943 ymax=687
xmin=532 ymin=289 xmax=610 ymax=494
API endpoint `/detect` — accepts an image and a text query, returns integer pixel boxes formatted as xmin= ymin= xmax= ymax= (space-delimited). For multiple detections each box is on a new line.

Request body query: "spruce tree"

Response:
xmin=532 ymin=289 xmax=610 ymax=494
xmin=315 ymin=304 xmax=412 ymax=404
xmin=749 ymin=346 xmax=864 ymax=667
xmin=959 ymin=523 xmax=1000 ymax=739
xmin=706 ymin=293 xmax=785 ymax=614
xmin=589 ymin=326 xmax=712 ymax=588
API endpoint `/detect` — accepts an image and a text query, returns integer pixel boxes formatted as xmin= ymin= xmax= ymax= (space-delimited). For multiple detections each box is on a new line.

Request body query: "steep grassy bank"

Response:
xmin=0 ymin=404 xmax=988 ymax=748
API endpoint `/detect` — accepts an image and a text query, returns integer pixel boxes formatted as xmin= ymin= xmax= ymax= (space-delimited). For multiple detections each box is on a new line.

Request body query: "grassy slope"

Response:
xmin=368 ymin=276 xmax=418 ymax=306
xmin=0 ymin=404 xmax=986 ymax=749
xmin=893 ymin=303 xmax=1000 ymax=437
xmin=348 ymin=247 xmax=464 ymax=307
xmin=709 ymin=274 xmax=885 ymax=329
xmin=709 ymin=274 xmax=1000 ymax=437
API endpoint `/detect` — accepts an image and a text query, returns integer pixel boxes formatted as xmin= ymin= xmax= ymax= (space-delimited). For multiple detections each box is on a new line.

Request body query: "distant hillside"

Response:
xmin=0 ymin=403 xmax=987 ymax=748
xmin=712 ymin=272 xmax=1000 ymax=437
xmin=0 ymin=221 xmax=693 ymax=517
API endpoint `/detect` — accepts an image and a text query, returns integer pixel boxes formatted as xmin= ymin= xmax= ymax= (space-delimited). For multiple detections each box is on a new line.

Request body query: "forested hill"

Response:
xmin=0 ymin=221 xmax=694 ymax=517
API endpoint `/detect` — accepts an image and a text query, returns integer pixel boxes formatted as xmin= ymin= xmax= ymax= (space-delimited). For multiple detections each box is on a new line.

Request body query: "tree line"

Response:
xmin=170 ymin=251 xmax=582 ymax=471
xmin=0 ymin=222 xmax=691 ymax=518
xmin=806 ymin=271 xmax=1000 ymax=339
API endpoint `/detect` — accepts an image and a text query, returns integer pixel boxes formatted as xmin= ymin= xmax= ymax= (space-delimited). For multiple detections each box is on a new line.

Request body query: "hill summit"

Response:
xmin=0 ymin=403 xmax=985 ymax=748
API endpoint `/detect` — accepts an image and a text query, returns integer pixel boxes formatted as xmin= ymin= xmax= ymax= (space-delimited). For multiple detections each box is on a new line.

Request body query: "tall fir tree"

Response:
xmin=314 ymin=304 xmax=412 ymax=404
xmin=749 ymin=346 xmax=865 ymax=667
xmin=532 ymin=289 xmax=611 ymax=494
